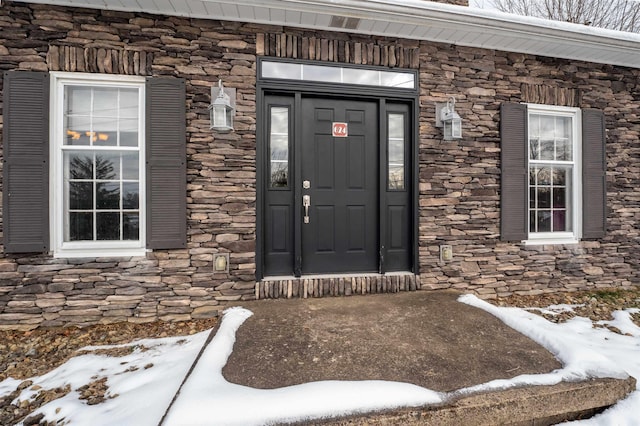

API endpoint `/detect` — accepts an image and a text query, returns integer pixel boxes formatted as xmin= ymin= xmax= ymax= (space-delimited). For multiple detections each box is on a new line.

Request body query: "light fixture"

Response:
xmin=440 ymin=245 xmax=453 ymax=262
xmin=435 ymin=96 xmax=462 ymax=140
xmin=209 ymin=79 xmax=235 ymax=132
xmin=214 ymin=253 xmax=229 ymax=273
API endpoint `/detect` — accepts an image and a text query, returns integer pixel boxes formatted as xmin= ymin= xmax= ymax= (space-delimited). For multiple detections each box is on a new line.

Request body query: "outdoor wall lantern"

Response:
xmin=209 ymin=79 xmax=235 ymax=132
xmin=435 ymin=96 xmax=463 ymax=140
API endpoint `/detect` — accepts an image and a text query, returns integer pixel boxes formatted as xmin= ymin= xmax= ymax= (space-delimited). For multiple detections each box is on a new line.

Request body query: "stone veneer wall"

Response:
xmin=414 ymin=45 xmax=640 ymax=297
xmin=0 ymin=0 xmax=639 ymax=328
xmin=0 ymin=1 xmax=263 ymax=328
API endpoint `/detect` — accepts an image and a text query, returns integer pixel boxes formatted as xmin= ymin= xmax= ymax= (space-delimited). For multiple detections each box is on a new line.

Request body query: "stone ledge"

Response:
xmin=310 ymin=377 xmax=636 ymax=425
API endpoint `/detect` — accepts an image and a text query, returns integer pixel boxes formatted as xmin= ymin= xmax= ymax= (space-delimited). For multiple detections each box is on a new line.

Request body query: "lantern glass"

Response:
xmin=210 ymin=103 xmax=233 ymax=131
xmin=225 ymin=106 xmax=233 ymax=129
xmin=441 ymin=111 xmax=462 ymax=140
xmin=443 ymin=120 xmax=453 ymax=140
xmin=450 ymin=117 xmax=462 ymax=138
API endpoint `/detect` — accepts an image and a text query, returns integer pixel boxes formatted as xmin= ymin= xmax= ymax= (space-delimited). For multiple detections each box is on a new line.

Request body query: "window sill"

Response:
xmin=53 ymin=248 xmax=148 ymax=259
xmin=523 ymin=239 xmax=580 ymax=246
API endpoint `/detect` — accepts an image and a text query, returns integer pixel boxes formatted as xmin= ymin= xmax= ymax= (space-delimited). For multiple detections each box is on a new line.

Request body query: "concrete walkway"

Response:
xmin=173 ymin=290 xmax=636 ymax=425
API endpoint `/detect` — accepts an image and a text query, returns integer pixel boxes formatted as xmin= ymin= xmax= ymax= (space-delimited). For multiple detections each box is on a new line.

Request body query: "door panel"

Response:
xmin=316 ymin=206 xmax=335 ymax=252
xmin=388 ymin=205 xmax=405 ymax=250
xmin=347 ymin=136 xmax=366 ymax=188
xmin=315 ymin=134 xmax=335 ymax=189
xmin=301 ymin=98 xmax=378 ymax=274
xmin=269 ymin=205 xmax=290 ymax=252
xmin=347 ymin=205 xmax=366 ymax=251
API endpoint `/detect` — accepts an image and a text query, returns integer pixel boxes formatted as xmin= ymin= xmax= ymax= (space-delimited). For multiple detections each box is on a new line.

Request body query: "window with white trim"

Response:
xmin=527 ymin=105 xmax=581 ymax=243
xmin=51 ymin=73 xmax=146 ymax=257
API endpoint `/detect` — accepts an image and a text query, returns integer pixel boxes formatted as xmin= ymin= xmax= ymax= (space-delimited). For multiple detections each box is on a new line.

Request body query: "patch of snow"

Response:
xmin=459 ymin=294 xmax=628 ymax=381
xmin=597 ymin=309 xmax=640 ymax=337
xmin=526 ymin=303 xmax=583 ymax=316
xmin=3 ymin=330 xmax=210 ymax=426
xmin=0 ymin=377 xmax=21 ymax=396
xmin=459 ymin=294 xmax=640 ymax=426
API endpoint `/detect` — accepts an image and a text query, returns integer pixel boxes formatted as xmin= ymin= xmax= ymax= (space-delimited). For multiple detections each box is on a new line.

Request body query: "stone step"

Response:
xmin=307 ymin=377 xmax=636 ymax=425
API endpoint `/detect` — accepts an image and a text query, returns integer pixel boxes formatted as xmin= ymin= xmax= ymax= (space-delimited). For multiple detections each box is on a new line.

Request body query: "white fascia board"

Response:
xmin=20 ymin=0 xmax=640 ymax=68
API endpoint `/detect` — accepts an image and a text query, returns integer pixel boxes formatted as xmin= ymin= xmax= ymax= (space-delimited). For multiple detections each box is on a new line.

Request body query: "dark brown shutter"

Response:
xmin=2 ymin=72 xmax=50 ymax=253
xmin=145 ymin=77 xmax=187 ymax=249
xmin=500 ymin=103 xmax=528 ymax=241
xmin=582 ymin=109 xmax=606 ymax=239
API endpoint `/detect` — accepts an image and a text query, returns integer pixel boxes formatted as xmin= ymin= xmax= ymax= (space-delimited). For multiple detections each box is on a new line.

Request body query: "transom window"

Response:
xmin=52 ymin=73 xmax=146 ymax=257
xmin=261 ymin=60 xmax=416 ymax=89
xmin=527 ymin=105 xmax=581 ymax=243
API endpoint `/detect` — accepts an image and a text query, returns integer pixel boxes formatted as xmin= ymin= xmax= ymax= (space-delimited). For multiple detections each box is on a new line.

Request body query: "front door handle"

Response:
xmin=303 ymin=195 xmax=311 ymax=224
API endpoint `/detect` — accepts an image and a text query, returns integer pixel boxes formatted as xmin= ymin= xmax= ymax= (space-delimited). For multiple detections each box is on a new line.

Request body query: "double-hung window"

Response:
xmin=501 ymin=103 xmax=606 ymax=244
xmin=52 ymin=73 xmax=146 ymax=257
xmin=527 ymin=105 xmax=580 ymax=243
xmin=3 ymin=71 xmax=186 ymax=256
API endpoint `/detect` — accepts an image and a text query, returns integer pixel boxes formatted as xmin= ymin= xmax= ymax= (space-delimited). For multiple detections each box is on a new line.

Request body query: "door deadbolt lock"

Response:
xmin=303 ymin=180 xmax=311 ymax=189
xmin=303 ymin=195 xmax=311 ymax=224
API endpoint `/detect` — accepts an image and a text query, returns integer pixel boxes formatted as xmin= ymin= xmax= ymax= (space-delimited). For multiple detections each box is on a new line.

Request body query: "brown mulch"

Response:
xmin=491 ymin=287 xmax=640 ymax=328
xmin=0 ymin=318 xmax=218 ymax=382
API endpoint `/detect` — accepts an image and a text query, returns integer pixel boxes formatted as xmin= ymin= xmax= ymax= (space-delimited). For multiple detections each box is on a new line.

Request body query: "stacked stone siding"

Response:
xmin=256 ymin=273 xmax=420 ymax=299
xmin=415 ymin=46 xmax=640 ymax=296
xmin=0 ymin=1 xmax=638 ymax=328
xmin=257 ymin=32 xmax=420 ymax=68
xmin=0 ymin=2 xmax=262 ymax=328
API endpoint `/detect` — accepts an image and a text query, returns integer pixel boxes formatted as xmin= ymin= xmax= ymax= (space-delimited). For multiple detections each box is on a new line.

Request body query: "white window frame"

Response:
xmin=50 ymin=72 xmax=147 ymax=258
xmin=525 ymin=104 xmax=582 ymax=246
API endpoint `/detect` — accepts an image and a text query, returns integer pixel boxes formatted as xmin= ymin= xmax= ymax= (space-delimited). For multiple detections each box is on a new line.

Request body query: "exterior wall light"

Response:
xmin=435 ymin=97 xmax=462 ymax=140
xmin=214 ymin=253 xmax=229 ymax=273
xmin=209 ymin=79 xmax=235 ymax=132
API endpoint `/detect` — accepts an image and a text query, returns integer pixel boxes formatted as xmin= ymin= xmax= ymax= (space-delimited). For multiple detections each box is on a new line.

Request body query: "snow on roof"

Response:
xmin=15 ymin=0 xmax=640 ymax=68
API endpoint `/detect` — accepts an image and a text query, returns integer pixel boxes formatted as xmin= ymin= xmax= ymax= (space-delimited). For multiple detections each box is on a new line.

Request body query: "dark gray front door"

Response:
xmin=262 ymin=94 xmax=413 ymax=278
xmin=301 ymin=98 xmax=378 ymax=274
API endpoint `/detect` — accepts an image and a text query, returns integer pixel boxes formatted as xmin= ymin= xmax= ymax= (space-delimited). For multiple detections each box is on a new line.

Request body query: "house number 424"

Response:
xmin=332 ymin=122 xmax=348 ymax=138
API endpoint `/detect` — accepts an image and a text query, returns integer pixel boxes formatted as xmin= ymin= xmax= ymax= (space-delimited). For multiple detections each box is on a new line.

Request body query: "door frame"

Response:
xmin=256 ymin=58 xmax=419 ymax=280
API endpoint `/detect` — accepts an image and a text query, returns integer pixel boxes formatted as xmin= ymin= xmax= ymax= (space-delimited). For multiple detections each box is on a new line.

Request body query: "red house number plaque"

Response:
xmin=332 ymin=122 xmax=348 ymax=138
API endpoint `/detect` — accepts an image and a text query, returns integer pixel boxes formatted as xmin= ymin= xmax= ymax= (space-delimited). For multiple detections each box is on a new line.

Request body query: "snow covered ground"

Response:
xmin=1 ymin=296 xmax=639 ymax=426
xmin=460 ymin=296 xmax=640 ymax=426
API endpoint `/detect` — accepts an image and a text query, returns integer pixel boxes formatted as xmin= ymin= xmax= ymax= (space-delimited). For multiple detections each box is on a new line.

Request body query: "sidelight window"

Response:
xmin=269 ymin=106 xmax=290 ymax=188
xmin=387 ymin=113 xmax=406 ymax=190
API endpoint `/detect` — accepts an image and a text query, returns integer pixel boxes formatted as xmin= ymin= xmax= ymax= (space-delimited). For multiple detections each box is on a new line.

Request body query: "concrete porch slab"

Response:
xmin=222 ymin=290 xmax=634 ymax=424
